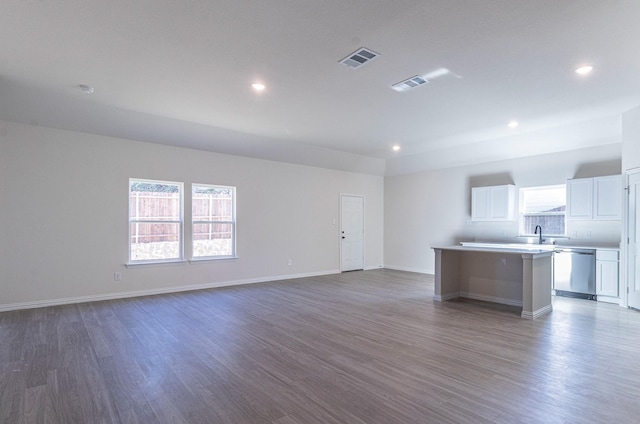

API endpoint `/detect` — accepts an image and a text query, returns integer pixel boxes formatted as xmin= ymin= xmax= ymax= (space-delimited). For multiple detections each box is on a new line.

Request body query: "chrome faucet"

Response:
xmin=534 ymin=225 xmax=543 ymax=244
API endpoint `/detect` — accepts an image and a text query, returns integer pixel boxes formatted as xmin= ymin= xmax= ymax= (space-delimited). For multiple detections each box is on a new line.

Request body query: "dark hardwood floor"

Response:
xmin=1 ymin=269 xmax=639 ymax=423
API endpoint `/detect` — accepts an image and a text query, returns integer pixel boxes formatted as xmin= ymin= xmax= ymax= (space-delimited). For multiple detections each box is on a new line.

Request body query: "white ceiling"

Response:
xmin=1 ymin=0 xmax=639 ymax=175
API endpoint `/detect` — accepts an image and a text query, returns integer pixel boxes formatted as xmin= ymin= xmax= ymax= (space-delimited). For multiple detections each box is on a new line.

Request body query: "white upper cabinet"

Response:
xmin=593 ymin=175 xmax=622 ymax=219
xmin=471 ymin=185 xmax=515 ymax=221
xmin=471 ymin=187 xmax=490 ymax=220
xmin=566 ymin=178 xmax=593 ymax=219
xmin=566 ymin=175 xmax=621 ymax=220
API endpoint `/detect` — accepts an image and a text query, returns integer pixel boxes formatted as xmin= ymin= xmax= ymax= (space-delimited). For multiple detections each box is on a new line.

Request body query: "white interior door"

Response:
xmin=340 ymin=195 xmax=364 ymax=272
xmin=628 ymin=171 xmax=640 ymax=310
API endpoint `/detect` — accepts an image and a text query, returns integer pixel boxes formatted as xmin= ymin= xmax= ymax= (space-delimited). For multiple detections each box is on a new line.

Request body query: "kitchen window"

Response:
xmin=192 ymin=184 xmax=236 ymax=259
xmin=519 ymin=185 xmax=566 ymax=236
xmin=129 ymin=179 xmax=184 ymax=263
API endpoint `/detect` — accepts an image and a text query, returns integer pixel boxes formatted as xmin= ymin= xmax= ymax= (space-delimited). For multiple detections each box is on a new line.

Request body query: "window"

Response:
xmin=129 ymin=179 xmax=183 ymax=262
xmin=519 ymin=185 xmax=566 ymax=236
xmin=192 ymin=184 xmax=236 ymax=259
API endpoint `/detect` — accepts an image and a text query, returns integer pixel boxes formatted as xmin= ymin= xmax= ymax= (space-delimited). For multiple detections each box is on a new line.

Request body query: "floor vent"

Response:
xmin=391 ymin=75 xmax=429 ymax=92
xmin=339 ymin=48 xmax=379 ymax=69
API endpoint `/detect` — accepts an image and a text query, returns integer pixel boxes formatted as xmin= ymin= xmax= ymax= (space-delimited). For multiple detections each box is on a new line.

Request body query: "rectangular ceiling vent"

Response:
xmin=339 ymin=48 xmax=379 ymax=69
xmin=391 ymin=75 xmax=429 ymax=92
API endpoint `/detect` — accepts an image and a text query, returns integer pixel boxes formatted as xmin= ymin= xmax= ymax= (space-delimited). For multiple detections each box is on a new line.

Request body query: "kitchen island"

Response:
xmin=432 ymin=245 xmax=554 ymax=319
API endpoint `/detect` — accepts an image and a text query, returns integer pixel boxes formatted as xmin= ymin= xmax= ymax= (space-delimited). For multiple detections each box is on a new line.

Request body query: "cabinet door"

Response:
xmin=490 ymin=186 xmax=512 ymax=220
xmin=472 ymin=185 xmax=515 ymax=221
xmin=593 ymin=175 xmax=621 ymax=220
xmin=596 ymin=260 xmax=619 ymax=297
xmin=567 ymin=178 xmax=593 ymax=220
xmin=471 ymin=187 xmax=489 ymax=220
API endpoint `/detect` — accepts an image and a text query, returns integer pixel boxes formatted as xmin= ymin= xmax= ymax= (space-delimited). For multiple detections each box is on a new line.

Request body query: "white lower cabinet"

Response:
xmin=596 ymin=249 xmax=619 ymax=299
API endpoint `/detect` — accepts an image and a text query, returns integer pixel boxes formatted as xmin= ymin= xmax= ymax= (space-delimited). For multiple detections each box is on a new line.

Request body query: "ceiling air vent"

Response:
xmin=339 ymin=48 xmax=379 ymax=69
xmin=391 ymin=75 xmax=429 ymax=92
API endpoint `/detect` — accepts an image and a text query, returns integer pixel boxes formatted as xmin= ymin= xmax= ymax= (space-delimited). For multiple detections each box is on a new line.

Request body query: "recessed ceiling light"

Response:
xmin=251 ymin=83 xmax=266 ymax=91
xmin=575 ymin=65 xmax=594 ymax=75
xmin=392 ymin=144 xmax=401 ymax=152
xmin=79 ymin=84 xmax=94 ymax=94
xmin=508 ymin=121 xmax=519 ymax=129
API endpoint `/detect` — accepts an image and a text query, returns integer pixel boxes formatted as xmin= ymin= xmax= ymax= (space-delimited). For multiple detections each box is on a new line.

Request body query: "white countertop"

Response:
xmin=434 ymin=244 xmax=554 ymax=256
xmin=459 ymin=241 xmax=619 ymax=251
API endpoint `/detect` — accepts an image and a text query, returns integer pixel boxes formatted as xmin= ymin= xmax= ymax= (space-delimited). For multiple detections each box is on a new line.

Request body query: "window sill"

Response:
xmin=189 ymin=256 xmax=239 ymax=264
xmin=125 ymin=260 xmax=187 ymax=268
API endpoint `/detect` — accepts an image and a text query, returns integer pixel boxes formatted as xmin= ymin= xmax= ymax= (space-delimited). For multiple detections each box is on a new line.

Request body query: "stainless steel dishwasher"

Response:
xmin=553 ymin=248 xmax=596 ymax=300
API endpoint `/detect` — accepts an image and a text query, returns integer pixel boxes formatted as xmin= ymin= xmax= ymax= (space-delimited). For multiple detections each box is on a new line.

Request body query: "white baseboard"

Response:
xmin=521 ymin=304 xmax=553 ymax=320
xmin=596 ymin=295 xmax=622 ymax=306
xmin=435 ymin=292 xmax=552 ymax=319
xmin=459 ymin=292 xmax=523 ymax=307
xmin=435 ymin=292 xmax=460 ymax=302
xmin=383 ymin=265 xmax=433 ymax=274
xmin=0 ymin=269 xmax=340 ymax=312
xmin=364 ymin=265 xmax=385 ymax=271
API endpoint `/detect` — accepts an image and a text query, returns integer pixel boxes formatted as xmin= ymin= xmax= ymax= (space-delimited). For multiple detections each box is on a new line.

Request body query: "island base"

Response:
xmin=433 ymin=247 xmax=553 ymax=319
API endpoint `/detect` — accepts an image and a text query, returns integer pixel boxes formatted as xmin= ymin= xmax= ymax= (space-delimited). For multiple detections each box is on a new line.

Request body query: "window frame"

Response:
xmin=128 ymin=178 xmax=184 ymax=265
xmin=519 ymin=184 xmax=567 ymax=237
xmin=191 ymin=183 xmax=237 ymax=260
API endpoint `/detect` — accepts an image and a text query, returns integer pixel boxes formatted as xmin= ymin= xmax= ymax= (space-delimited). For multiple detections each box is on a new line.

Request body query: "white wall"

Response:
xmin=0 ymin=120 xmax=384 ymax=309
xmin=622 ymin=106 xmax=640 ymax=171
xmin=384 ymin=144 xmax=622 ymax=274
